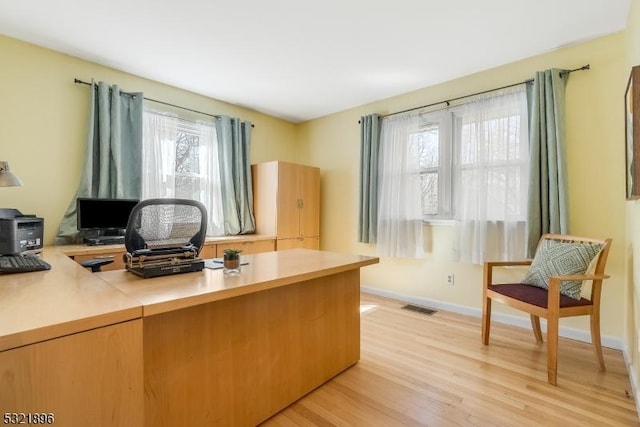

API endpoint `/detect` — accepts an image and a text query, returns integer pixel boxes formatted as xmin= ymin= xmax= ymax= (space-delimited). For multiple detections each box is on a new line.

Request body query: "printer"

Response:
xmin=0 ymin=208 xmax=44 ymax=254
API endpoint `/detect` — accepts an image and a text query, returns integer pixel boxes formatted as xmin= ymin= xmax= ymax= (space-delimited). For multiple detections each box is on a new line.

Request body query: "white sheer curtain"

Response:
xmin=377 ymin=113 xmax=424 ymax=258
xmin=453 ymin=86 xmax=529 ymax=264
xmin=142 ymin=109 xmax=224 ymax=236
xmin=196 ymin=122 xmax=225 ymax=236
xmin=142 ymin=111 xmax=177 ymax=198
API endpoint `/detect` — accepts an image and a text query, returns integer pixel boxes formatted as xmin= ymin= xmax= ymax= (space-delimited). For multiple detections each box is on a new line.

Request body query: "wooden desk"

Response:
xmin=101 ymin=249 xmax=378 ymax=426
xmin=0 ymin=248 xmax=378 ymax=427
xmin=0 ymin=249 xmax=144 ymax=426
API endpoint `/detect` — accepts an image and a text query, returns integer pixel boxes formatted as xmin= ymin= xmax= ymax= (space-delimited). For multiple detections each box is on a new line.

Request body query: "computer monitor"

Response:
xmin=76 ymin=197 xmax=139 ymax=236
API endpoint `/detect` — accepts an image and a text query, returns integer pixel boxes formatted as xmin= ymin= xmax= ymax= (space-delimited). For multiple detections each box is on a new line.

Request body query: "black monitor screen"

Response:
xmin=76 ymin=198 xmax=139 ymax=231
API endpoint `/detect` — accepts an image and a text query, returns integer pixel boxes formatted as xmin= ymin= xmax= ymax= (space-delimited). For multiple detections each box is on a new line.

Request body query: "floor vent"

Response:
xmin=402 ymin=304 xmax=437 ymax=316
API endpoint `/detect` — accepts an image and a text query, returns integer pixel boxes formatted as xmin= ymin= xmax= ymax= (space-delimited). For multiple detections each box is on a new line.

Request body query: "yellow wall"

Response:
xmin=625 ymin=0 xmax=640 ymax=410
xmin=0 ymin=35 xmax=299 ymax=244
xmin=299 ymin=33 xmax=628 ymax=341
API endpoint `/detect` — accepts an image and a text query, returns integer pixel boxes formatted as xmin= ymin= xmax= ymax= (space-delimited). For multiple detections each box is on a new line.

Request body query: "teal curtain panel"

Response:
xmin=215 ymin=116 xmax=256 ymax=235
xmin=526 ymin=69 xmax=570 ymax=256
xmin=358 ymin=114 xmax=381 ymax=243
xmin=55 ymin=81 xmax=143 ymax=244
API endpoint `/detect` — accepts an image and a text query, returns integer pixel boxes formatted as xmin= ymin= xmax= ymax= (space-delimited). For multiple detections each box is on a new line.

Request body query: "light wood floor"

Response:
xmin=262 ymin=292 xmax=639 ymax=426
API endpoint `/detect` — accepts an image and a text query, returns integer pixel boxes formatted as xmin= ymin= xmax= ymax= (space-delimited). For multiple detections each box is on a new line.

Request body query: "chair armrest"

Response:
xmin=545 ymin=273 xmax=611 ymax=306
xmin=483 ymin=260 xmax=532 ymax=289
xmin=485 ymin=260 xmax=532 ymax=268
xmin=80 ymin=257 xmax=115 ymax=273
xmin=548 ymin=273 xmax=610 ymax=282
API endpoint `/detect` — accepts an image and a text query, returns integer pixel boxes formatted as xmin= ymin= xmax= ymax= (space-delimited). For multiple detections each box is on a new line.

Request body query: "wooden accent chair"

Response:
xmin=482 ymin=234 xmax=612 ymax=385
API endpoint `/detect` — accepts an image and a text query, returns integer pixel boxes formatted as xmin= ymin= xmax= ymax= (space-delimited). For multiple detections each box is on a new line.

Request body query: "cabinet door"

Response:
xmin=301 ymin=236 xmax=320 ymax=250
xmin=276 ymin=162 xmax=301 ymax=239
xmin=277 ymin=237 xmax=319 ymax=250
xmin=199 ymin=244 xmax=217 ymax=259
xmin=299 ymin=166 xmax=320 ymax=238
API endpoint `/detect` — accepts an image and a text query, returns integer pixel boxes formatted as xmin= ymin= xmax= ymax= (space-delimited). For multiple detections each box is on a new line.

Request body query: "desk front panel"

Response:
xmin=0 ymin=319 xmax=143 ymax=427
xmin=143 ymin=269 xmax=360 ymax=427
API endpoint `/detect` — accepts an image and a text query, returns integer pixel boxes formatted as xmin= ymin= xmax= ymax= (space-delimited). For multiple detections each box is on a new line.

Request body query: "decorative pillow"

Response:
xmin=521 ymin=239 xmax=603 ymax=300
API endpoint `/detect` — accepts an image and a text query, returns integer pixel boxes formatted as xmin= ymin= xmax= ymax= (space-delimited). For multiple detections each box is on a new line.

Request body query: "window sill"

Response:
xmin=423 ymin=219 xmax=455 ymax=226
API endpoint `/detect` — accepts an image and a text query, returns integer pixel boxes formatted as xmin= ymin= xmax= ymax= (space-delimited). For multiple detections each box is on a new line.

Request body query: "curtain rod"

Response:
xmin=73 ymin=78 xmax=255 ymax=128
xmin=372 ymin=64 xmax=590 ymax=120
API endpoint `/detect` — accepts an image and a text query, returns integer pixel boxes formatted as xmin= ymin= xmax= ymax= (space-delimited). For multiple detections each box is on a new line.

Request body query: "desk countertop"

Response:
xmin=0 ymin=249 xmax=142 ymax=352
xmin=0 ymin=247 xmax=378 ymax=351
xmin=100 ymin=249 xmax=378 ymax=316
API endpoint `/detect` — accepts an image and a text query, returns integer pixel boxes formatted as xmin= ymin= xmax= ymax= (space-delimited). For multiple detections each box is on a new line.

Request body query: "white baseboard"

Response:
xmin=622 ymin=344 xmax=640 ymax=421
xmin=360 ymin=285 xmax=624 ymax=351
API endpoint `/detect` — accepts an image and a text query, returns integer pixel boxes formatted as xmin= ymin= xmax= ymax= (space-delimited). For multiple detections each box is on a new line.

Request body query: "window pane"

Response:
xmin=421 ymin=172 xmax=438 ymax=215
xmin=416 ymin=125 xmax=439 ymax=168
xmin=174 ymin=175 xmax=200 ymax=200
xmin=174 ymin=129 xmax=203 ymax=200
xmin=175 ymin=131 xmax=200 ymax=174
xmin=460 ymin=115 xmax=523 ymax=165
xmin=143 ymin=109 xmax=224 ymax=236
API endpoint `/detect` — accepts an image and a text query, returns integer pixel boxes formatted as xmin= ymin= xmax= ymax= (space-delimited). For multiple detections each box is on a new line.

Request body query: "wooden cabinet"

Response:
xmin=252 ymin=161 xmax=320 ymax=250
xmin=201 ymin=238 xmax=276 ymax=259
xmin=199 ymin=243 xmax=217 ymax=259
xmin=215 ymin=239 xmax=275 ymax=257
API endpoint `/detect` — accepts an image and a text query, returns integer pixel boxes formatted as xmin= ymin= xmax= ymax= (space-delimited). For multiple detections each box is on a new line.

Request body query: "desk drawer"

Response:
xmin=215 ymin=239 xmax=275 ymax=257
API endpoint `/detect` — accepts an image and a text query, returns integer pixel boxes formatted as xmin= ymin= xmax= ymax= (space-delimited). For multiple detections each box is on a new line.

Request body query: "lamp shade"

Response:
xmin=0 ymin=161 xmax=23 ymax=187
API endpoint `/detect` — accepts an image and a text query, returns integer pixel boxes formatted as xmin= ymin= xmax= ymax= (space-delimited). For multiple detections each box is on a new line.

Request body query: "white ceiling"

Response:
xmin=0 ymin=0 xmax=631 ymax=123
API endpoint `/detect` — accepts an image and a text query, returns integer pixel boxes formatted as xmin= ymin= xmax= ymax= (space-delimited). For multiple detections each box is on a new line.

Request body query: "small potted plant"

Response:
xmin=222 ymin=248 xmax=242 ymax=274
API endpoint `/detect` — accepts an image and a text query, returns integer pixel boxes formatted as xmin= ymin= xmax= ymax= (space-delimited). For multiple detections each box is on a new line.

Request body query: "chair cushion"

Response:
xmin=488 ymin=283 xmax=592 ymax=308
xmin=521 ymin=239 xmax=603 ymax=300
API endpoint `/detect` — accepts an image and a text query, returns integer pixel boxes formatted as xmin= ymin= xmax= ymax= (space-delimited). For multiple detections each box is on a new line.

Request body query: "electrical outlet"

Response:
xmin=446 ymin=273 xmax=455 ymax=286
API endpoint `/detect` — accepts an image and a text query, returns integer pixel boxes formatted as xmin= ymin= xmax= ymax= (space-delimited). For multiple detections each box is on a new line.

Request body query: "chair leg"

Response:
xmin=590 ymin=312 xmax=606 ymax=372
xmin=482 ymin=297 xmax=492 ymax=345
xmin=547 ymin=314 xmax=559 ymax=386
xmin=530 ymin=314 xmax=544 ymax=343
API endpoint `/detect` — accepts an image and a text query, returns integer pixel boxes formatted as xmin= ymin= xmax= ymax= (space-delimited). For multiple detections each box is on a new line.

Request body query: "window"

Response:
xmin=142 ymin=108 xmax=225 ymax=236
xmin=376 ymin=86 xmax=529 ymax=262
xmin=415 ymin=89 xmax=528 ymax=222
xmin=456 ymin=109 xmax=528 ymax=221
xmin=415 ymin=112 xmax=452 ymax=219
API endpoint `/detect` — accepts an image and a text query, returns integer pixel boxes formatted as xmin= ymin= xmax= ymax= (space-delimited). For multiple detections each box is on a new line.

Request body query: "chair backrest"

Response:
xmin=535 ymin=234 xmax=612 ymax=302
xmin=124 ymin=198 xmax=208 ymax=255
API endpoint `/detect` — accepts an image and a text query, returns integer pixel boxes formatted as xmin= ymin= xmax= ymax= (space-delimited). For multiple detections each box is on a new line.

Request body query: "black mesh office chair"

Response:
xmin=123 ymin=198 xmax=207 ymax=278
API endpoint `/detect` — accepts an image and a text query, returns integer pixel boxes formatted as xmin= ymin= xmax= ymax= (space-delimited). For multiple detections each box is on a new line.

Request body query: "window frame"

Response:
xmin=416 ymin=98 xmax=529 ymax=223
xmin=416 ymin=111 xmax=453 ymax=221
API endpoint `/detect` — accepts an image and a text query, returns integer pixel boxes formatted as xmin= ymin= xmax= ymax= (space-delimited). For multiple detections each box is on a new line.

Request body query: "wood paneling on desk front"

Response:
xmin=142 ymin=269 xmax=359 ymax=426
xmin=0 ymin=250 xmax=144 ymax=426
